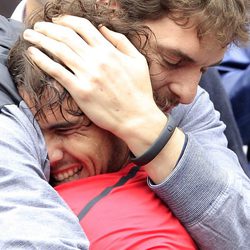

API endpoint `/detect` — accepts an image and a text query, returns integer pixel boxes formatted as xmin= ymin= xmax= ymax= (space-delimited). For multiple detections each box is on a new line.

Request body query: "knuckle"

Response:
xmin=89 ymin=72 xmax=102 ymax=84
xmin=54 ymin=42 xmax=69 ymax=57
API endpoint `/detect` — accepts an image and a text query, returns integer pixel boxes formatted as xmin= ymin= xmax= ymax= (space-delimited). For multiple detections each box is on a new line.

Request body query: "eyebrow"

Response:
xmin=43 ymin=120 xmax=80 ymax=131
xmin=158 ymin=45 xmax=223 ymax=67
xmin=158 ymin=46 xmax=195 ymax=63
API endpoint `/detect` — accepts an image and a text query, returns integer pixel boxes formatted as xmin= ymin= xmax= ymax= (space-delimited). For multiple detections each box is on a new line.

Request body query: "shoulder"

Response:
xmin=0 ymin=15 xmax=23 ymax=65
xmin=0 ymin=15 xmax=23 ymax=66
xmin=172 ymin=86 xmax=226 ymax=144
xmin=0 ymin=102 xmax=44 ymax=150
xmin=172 ymin=86 xmax=221 ymax=129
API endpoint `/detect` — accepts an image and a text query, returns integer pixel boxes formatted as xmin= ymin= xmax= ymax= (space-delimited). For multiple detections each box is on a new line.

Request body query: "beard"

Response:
xmin=153 ymin=88 xmax=179 ymax=113
xmin=106 ymin=136 xmax=130 ymax=173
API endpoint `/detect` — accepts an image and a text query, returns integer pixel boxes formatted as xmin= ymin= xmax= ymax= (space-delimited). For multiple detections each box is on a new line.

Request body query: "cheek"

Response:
xmin=94 ymin=132 xmax=115 ymax=156
xmin=69 ymin=130 xmax=114 ymax=162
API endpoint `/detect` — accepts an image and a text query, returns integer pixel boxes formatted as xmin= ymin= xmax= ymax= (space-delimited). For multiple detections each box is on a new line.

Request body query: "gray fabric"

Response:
xmin=150 ymin=87 xmax=250 ymax=249
xmin=0 ymin=103 xmax=89 ymax=249
xmin=0 ymin=16 xmax=89 ymax=249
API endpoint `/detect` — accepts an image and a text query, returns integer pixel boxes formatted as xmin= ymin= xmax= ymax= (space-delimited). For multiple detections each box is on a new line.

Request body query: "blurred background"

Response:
xmin=0 ymin=0 xmax=22 ymax=17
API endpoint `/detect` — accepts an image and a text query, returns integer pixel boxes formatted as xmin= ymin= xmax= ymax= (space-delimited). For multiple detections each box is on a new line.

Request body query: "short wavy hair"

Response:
xmin=117 ymin=0 xmax=250 ymax=46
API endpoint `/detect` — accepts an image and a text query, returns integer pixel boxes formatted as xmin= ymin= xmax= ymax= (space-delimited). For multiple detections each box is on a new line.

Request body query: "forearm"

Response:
xmin=146 ymin=88 xmax=250 ymax=248
xmin=149 ymin=135 xmax=250 ymax=249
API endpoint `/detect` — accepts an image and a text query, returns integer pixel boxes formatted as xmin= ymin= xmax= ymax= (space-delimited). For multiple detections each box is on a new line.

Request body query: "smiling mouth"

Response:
xmin=51 ymin=165 xmax=83 ymax=184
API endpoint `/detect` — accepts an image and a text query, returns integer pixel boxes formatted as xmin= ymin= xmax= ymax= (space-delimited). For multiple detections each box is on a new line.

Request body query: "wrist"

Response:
xmin=143 ymin=128 xmax=185 ymax=183
xmin=115 ymin=108 xmax=185 ymax=184
xmin=130 ymin=114 xmax=177 ymax=166
xmin=117 ymin=110 xmax=168 ymax=157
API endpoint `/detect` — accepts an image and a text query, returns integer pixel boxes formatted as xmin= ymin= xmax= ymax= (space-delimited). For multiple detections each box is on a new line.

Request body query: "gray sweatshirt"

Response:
xmin=0 ymin=16 xmax=89 ymax=249
xmin=0 ymin=16 xmax=250 ymax=250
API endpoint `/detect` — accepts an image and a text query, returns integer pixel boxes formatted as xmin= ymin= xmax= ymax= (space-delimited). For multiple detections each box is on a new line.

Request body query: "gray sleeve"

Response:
xmin=0 ymin=104 xmax=89 ymax=249
xmin=149 ymin=87 xmax=250 ymax=250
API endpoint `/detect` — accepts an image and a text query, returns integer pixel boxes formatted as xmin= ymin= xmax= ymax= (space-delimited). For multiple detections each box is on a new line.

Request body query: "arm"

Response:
xmin=0 ymin=103 xmax=89 ymax=249
xmin=150 ymin=87 xmax=250 ymax=249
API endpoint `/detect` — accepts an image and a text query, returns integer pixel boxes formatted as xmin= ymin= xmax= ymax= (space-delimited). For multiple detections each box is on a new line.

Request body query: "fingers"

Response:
xmin=23 ymin=28 xmax=83 ymax=70
xmin=52 ymin=15 xmax=142 ymax=57
xmin=99 ymin=25 xmax=142 ymax=57
xmin=52 ymin=15 xmax=113 ymax=48
xmin=24 ymin=15 xmax=143 ymax=60
xmin=33 ymin=21 xmax=88 ymax=57
xmin=27 ymin=46 xmax=79 ymax=92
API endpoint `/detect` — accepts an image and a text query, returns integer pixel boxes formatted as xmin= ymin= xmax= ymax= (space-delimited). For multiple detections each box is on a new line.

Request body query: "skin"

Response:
xmin=22 ymin=12 xmax=226 ymax=185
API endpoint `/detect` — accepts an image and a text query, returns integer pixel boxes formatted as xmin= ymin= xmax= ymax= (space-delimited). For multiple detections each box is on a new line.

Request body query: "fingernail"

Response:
xmin=34 ymin=22 xmax=43 ymax=30
xmin=27 ymin=46 xmax=37 ymax=55
xmin=23 ymin=29 xmax=34 ymax=39
xmin=52 ymin=16 xmax=60 ymax=22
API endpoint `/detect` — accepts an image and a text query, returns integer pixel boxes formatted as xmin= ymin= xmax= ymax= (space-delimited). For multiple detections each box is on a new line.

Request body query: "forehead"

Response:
xmin=38 ymin=106 xmax=84 ymax=131
xmin=144 ymin=16 xmax=225 ymax=66
xmin=30 ymin=91 xmax=84 ymax=130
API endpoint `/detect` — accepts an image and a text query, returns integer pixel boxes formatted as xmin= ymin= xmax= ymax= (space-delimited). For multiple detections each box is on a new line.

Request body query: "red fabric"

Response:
xmin=56 ymin=164 xmax=197 ymax=250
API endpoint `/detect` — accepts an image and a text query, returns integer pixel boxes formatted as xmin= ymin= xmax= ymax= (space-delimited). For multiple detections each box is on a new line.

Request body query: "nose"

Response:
xmin=45 ymin=136 xmax=64 ymax=167
xmin=48 ymin=149 xmax=64 ymax=167
xmin=170 ymin=66 xmax=202 ymax=104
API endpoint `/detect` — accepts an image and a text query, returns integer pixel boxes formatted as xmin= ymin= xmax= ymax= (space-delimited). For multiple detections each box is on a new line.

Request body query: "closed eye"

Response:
xmin=162 ymin=57 xmax=182 ymax=69
xmin=55 ymin=123 xmax=83 ymax=135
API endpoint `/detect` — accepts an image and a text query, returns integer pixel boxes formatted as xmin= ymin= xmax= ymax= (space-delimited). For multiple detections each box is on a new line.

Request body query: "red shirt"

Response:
xmin=56 ymin=164 xmax=197 ymax=250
